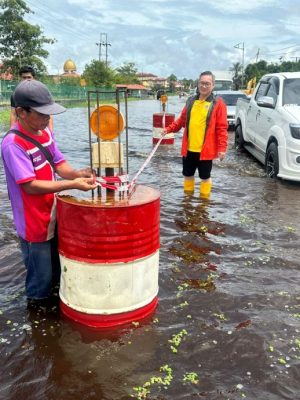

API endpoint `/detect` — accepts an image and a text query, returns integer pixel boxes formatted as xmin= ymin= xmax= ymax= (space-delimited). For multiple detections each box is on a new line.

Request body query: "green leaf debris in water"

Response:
xmin=132 ymin=364 xmax=173 ymax=399
xmin=183 ymin=372 xmax=199 ymax=384
xmin=168 ymin=329 xmax=188 ymax=353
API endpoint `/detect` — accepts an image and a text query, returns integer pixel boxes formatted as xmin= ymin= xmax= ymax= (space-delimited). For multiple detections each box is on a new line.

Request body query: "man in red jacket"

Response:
xmin=164 ymin=71 xmax=228 ymax=198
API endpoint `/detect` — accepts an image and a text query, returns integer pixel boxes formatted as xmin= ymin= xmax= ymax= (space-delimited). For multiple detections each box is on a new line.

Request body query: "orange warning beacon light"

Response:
xmin=160 ymin=94 xmax=168 ymax=112
xmin=160 ymin=94 xmax=168 ymax=104
xmin=90 ymin=104 xmax=125 ymax=140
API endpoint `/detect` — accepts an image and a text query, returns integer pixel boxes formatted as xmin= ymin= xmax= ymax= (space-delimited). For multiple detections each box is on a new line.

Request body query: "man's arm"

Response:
xmin=215 ymin=100 xmax=228 ymax=159
xmin=21 ymin=176 xmax=97 ymax=195
xmin=164 ymin=107 xmax=187 ymax=134
xmin=55 ymin=161 xmax=94 ymax=180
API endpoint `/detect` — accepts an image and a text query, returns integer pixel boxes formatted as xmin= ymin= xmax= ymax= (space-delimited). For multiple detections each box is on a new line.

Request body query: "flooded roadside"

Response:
xmin=0 ymin=97 xmax=300 ymax=399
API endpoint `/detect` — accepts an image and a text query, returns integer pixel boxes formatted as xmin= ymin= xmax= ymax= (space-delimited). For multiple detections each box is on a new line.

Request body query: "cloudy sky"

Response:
xmin=25 ymin=0 xmax=300 ymax=79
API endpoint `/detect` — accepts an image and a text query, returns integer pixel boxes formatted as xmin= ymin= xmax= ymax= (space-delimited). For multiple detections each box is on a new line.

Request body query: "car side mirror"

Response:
xmin=257 ymin=96 xmax=275 ymax=108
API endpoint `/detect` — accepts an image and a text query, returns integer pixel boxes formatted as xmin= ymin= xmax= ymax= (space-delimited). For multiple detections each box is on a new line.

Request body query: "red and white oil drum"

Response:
xmin=56 ymin=185 xmax=160 ymax=328
xmin=152 ymin=113 xmax=175 ymax=144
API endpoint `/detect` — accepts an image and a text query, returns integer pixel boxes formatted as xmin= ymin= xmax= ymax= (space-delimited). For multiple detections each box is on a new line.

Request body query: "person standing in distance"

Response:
xmin=163 ymin=71 xmax=228 ymax=198
xmin=1 ymin=79 xmax=97 ymax=306
xmin=10 ymin=66 xmax=54 ymax=131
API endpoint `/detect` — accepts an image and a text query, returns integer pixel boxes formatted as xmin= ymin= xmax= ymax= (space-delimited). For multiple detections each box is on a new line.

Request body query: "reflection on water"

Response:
xmin=1 ymin=98 xmax=300 ymax=399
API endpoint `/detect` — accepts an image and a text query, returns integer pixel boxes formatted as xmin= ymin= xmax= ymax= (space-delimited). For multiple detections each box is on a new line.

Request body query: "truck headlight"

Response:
xmin=290 ymin=124 xmax=300 ymax=139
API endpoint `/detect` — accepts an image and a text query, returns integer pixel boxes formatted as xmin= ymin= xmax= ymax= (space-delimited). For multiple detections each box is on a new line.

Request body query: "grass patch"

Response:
xmin=0 ymin=108 xmax=10 ymax=131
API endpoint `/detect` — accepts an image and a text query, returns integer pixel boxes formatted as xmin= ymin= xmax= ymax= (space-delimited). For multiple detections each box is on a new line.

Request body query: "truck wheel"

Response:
xmin=265 ymin=143 xmax=279 ymax=178
xmin=235 ymin=125 xmax=244 ymax=149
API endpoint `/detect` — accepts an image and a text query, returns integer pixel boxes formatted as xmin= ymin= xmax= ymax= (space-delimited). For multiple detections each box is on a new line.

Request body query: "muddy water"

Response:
xmin=0 ymin=97 xmax=300 ymax=400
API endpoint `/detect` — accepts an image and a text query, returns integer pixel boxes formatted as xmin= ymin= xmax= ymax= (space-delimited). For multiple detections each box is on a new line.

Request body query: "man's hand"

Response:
xmin=77 ymin=167 xmax=95 ymax=178
xmin=73 ymin=177 xmax=97 ymax=191
xmin=218 ymin=152 xmax=226 ymax=161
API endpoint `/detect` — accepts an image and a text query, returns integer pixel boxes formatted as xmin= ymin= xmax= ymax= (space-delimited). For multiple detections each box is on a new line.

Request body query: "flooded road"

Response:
xmin=1 ymin=97 xmax=300 ymax=400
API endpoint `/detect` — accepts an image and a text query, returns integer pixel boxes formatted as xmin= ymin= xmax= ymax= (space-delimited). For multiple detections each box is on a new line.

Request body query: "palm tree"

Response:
xmin=230 ymin=62 xmax=243 ymax=89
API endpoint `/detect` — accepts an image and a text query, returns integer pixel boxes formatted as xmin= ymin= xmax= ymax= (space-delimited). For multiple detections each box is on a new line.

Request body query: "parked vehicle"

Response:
xmin=156 ymin=89 xmax=166 ymax=100
xmin=215 ymin=90 xmax=248 ymax=128
xmin=212 ymin=71 xmax=233 ymax=91
xmin=235 ymin=72 xmax=300 ymax=181
xmin=214 ymin=79 xmax=233 ymax=91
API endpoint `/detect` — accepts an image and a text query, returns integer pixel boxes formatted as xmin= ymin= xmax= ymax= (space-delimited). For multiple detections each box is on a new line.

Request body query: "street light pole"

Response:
xmin=234 ymin=42 xmax=245 ymax=88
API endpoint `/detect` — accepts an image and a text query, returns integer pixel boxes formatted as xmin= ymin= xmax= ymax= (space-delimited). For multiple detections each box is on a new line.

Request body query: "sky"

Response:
xmin=24 ymin=0 xmax=300 ymax=80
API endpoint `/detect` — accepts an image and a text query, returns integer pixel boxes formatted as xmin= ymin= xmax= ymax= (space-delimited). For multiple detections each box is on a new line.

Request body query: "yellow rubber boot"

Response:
xmin=184 ymin=177 xmax=195 ymax=194
xmin=200 ymin=180 xmax=212 ymax=198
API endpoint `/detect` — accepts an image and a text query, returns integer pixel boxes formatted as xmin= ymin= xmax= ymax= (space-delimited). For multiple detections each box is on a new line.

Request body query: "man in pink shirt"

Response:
xmin=1 ymin=80 xmax=97 ymax=306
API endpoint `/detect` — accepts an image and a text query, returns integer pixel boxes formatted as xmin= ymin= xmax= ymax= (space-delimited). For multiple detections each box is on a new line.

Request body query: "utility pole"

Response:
xmin=96 ymin=33 xmax=102 ymax=62
xmin=234 ymin=42 xmax=245 ymax=87
xmin=101 ymin=33 xmax=111 ymax=68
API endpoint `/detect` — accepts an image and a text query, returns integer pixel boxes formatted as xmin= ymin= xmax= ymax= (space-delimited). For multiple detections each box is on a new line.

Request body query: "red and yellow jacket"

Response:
xmin=165 ymin=94 xmax=228 ymax=160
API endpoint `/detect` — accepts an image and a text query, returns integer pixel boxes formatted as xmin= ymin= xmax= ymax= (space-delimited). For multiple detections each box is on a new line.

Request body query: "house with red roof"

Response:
xmin=115 ymin=83 xmax=148 ymax=97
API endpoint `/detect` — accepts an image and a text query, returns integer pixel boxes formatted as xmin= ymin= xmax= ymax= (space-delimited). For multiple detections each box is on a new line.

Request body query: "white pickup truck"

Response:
xmin=235 ymin=72 xmax=300 ymax=181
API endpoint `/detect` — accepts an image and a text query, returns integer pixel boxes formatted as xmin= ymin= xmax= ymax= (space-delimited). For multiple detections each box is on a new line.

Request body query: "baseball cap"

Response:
xmin=13 ymin=80 xmax=66 ymax=115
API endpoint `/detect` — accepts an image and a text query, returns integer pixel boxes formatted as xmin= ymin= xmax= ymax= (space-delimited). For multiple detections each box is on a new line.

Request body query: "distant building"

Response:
xmin=136 ymin=72 xmax=168 ymax=89
xmin=61 ymin=59 xmax=80 ymax=78
xmin=174 ymin=81 xmax=185 ymax=91
xmin=115 ymin=83 xmax=148 ymax=98
xmin=50 ymin=59 xmax=81 ymax=83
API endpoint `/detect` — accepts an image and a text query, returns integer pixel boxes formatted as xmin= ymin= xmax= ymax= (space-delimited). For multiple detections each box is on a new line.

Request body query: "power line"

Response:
xmin=25 ymin=0 xmax=93 ymax=42
xmin=259 ymin=50 xmax=299 ymax=61
xmin=264 ymin=44 xmax=300 ymax=54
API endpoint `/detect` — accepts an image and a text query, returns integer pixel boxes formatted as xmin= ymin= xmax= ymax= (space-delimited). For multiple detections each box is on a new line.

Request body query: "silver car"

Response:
xmin=214 ymin=90 xmax=248 ymax=129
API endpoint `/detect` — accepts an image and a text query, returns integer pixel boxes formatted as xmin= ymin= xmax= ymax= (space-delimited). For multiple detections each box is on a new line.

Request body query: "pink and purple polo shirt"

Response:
xmin=1 ymin=122 xmax=65 ymax=242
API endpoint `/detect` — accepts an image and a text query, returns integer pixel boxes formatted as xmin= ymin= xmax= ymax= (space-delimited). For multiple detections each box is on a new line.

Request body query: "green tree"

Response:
xmin=82 ymin=59 xmax=115 ymax=87
xmin=243 ymin=59 xmax=300 ymax=87
xmin=167 ymin=73 xmax=177 ymax=92
xmin=277 ymin=60 xmax=300 ymax=72
xmin=115 ymin=62 xmax=139 ymax=84
xmin=244 ymin=60 xmax=269 ymax=83
xmin=181 ymin=78 xmax=195 ymax=91
xmin=0 ymin=0 xmax=55 ymax=76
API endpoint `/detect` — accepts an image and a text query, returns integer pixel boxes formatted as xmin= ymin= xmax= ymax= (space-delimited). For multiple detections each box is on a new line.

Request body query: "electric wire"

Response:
xmin=25 ymin=0 xmax=95 ymax=42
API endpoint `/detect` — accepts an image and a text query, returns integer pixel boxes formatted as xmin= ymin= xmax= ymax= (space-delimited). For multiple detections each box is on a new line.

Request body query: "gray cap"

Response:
xmin=13 ymin=80 xmax=66 ymax=115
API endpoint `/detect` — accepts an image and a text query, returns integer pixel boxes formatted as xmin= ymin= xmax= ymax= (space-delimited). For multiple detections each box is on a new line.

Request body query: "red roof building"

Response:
xmin=115 ymin=83 xmax=148 ymax=97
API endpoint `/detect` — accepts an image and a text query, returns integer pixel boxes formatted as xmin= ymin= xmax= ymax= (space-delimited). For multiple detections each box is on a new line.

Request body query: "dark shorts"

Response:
xmin=182 ymin=151 xmax=213 ymax=179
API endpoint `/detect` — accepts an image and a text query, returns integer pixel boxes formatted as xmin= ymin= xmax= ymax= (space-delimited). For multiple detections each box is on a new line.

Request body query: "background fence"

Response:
xmin=0 ymin=80 xmax=149 ymax=107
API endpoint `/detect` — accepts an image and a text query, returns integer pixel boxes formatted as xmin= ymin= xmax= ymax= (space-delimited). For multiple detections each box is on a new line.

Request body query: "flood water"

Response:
xmin=1 ymin=97 xmax=300 ymax=400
